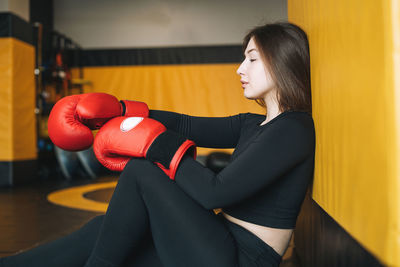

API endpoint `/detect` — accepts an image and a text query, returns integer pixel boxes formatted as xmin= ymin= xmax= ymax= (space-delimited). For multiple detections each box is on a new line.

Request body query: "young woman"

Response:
xmin=1 ymin=22 xmax=315 ymax=267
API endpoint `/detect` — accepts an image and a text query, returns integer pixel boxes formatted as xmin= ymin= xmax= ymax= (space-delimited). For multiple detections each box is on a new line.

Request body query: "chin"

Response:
xmin=244 ymin=94 xmax=255 ymax=100
xmin=244 ymin=91 xmax=262 ymax=100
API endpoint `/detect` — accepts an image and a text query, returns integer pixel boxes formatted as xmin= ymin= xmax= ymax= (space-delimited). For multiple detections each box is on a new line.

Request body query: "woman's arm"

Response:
xmin=174 ymin=115 xmax=315 ymax=210
xmin=149 ymin=110 xmax=247 ymax=148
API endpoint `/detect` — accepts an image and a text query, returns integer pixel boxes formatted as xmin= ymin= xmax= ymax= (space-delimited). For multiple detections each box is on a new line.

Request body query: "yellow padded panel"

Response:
xmin=0 ymin=38 xmax=36 ymax=161
xmin=12 ymin=38 xmax=36 ymax=160
xmin=288 ymin=0 xmax=400 ymax=265
xmin=81 ymin=64 xmax=266 ymax=156
xmin=0 ymin=38 xmax=13 ymax=160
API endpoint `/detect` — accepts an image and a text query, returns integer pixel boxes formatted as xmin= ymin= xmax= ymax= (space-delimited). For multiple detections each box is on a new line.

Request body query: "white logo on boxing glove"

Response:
xmin=120 ymin=117 xmax=144 ymax=132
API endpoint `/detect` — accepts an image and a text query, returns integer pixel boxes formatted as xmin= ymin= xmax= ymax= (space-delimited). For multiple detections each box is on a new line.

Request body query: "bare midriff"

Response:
xmin=221 ymin=211 xmax=293 ymax=257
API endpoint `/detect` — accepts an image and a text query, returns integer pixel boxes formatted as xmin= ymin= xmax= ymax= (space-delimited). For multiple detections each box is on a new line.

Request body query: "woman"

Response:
xmin=0 ymin=22 xmax=315 ymax=267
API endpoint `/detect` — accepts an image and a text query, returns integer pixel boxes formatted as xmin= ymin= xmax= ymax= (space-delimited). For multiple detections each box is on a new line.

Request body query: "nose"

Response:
xmin=236 ymin=61 xmax=245 ymax=76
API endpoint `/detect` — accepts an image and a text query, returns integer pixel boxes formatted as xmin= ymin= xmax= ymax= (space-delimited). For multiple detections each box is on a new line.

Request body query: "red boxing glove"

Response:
xmin=48 ymin=93 xmax=149 ymax=151
xmin=93 ymin=116 xmax=196 ymax=180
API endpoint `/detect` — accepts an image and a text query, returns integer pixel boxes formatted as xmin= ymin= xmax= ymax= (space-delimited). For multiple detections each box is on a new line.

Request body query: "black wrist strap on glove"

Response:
xmin=146 ymin=130 xmax=187 ymax=168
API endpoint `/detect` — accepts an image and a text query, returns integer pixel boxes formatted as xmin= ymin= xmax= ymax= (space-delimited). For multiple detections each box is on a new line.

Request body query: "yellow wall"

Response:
xmin=81 ymin=64 xmax=266 ymax=156
xmin=0 ymin=38 xmax=36 ymax=161
xmin=288 ymin=0 xmax=400 ymax=265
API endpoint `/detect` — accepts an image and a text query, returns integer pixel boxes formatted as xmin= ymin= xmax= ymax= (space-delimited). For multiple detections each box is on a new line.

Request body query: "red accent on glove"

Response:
xmin=122 ymin=100 xmax=149 ymax=117
xmin=156 ymin=139 xmax=197 ymax=180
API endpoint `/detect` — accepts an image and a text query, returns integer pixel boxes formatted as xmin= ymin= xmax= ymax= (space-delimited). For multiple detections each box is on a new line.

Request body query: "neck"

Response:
xmin=263 ymin=92 xmax=281 ymax=124
xmin=265 ymin=107 xmax=281 ymax=123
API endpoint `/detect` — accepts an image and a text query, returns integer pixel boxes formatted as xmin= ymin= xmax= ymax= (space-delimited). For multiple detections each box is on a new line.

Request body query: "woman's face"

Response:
xmin=236 ymin=37 xmax=276 ymax=100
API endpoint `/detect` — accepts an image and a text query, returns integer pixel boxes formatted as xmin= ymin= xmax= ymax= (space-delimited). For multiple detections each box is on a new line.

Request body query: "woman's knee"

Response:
xmin=122 ymin=158 xmax=144 ymax=174
xmin=121 ymin=158 xmax=166 ymax=189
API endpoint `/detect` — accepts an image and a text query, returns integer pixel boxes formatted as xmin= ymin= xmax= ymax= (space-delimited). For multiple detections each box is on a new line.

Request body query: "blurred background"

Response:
xmin=0 ymin=0 xmax=399 ymax=266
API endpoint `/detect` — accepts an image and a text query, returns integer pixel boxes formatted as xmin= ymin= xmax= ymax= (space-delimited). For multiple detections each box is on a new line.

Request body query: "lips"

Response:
xmin=241 ymin=81 xmax=249 ymax=88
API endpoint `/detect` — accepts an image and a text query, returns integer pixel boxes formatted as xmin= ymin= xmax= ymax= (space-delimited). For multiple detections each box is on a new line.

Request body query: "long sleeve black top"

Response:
xmin=149 ymin=110 xmax=316 ymax=229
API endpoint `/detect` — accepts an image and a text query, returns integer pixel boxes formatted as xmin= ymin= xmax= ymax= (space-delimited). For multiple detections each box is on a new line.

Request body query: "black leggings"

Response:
xmin=1 ymin=158 xmax=282 ymax=267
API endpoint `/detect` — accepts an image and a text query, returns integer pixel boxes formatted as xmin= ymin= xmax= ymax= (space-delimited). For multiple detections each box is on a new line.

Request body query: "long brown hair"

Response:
xmin=243 ymin=22 xmax=312 ymax=114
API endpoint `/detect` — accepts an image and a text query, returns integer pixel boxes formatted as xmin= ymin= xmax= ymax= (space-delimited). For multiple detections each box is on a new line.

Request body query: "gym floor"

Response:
xmin=0 ymin=175 xmax=301 ymax=266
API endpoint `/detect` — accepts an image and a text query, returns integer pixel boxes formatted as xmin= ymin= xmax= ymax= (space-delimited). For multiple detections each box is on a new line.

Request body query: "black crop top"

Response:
xmin=149 ymin=110 xmax=316 ymax=229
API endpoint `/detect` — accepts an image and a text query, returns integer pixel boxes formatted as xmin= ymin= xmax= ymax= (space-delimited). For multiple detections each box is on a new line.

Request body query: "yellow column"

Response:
xmin=0 ymin=38 xmax=36 ymax=161
xmin=288 ymin=0 xmax=400 ymax=265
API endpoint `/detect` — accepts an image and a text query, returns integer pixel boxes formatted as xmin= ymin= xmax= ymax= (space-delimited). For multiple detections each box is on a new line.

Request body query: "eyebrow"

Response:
xmin=244 ymin=48 xmax=258 ymax=55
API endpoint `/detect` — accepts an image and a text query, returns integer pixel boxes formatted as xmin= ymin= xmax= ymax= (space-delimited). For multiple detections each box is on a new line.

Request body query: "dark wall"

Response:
xmin=30 ymin=0 xmax=53 ymax=63
xmin=30 ymin=0 xmax=53 ymax=29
